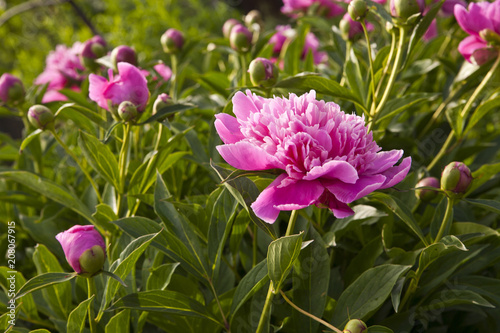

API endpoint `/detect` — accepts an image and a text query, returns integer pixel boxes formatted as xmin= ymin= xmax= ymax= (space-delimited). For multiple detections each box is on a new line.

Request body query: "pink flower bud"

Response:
xmin=153 ymin=93 xmax=172 ymax=115
xmin=390 ymin=0 xmax=425 ymax=20
xmin=161 ymin=28 xmax=184 ymax=54
xmin=248 ymin=57 xmax=278 ymax=87
xmin=441 ymin=162 xmax=473 ymax=195
xmin=27 ymin=105 xmax=54 ymax=130
xmin=118 ymin=101 xmax=139 ymax=122
xmin=81 ymin=36 xmax=107 ymax=70
xmin=415 ymin=177 xmax=440 ymax=201
xmin=56 ymin=225 xmax=106 ymax=276
xmin=229 ymin=24 xmax=252 ymax=53
xmin=110 ymin=45 xmax=137 ymax=70
xmin=0 ymin=73 xmax=25 ymax=105
xmin=223 ymin=19 xmax=241 ymax=39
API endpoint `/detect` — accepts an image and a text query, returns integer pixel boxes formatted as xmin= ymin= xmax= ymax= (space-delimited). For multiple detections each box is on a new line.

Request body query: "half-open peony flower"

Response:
xmin=215 ymin=90 xmax=411 ymax=223
xmin=454 ymin=0 xmax=500 ymax=65
xmin=89 ymin=62 xmax=149 ymax=112
xmin=56 ymin=225 xmax=106 ymax=276
xmin=35 ymin=42 xmax=85 ymax=103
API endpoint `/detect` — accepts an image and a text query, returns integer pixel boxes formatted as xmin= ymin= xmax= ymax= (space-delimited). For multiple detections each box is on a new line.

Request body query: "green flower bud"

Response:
xmin=79 ymin=245 xmax=106 ymax=277
xmin=248 ymin=57 xmax=278 ymax=87
xmin=245 ymin=10 xmax=263 ymax=32
xmin=27 ymin=105 xmax=54 ymax=130
xmin=161 ymin=29 xmax=184 ymax=54
xmin=223 ymin=18 xmax=241 ymax=39
xmin=343 ymin=319 xmax=367 ymax=333
xmin=152 ymin=93 xmax=173 ymax=116
xmin=0 ymin=73 xmax=25 ymax=105
xmin=348 ymin=0 xmax=368 ymax=21
xmin=118 ymin=101 xmax=139 ymax=122
xmin=415 ymin=177 xmax=440 ymax=201
xmin=229 ymin=24 xmax=252 ymax=53
xmin=441 ymin=162 xmax=473 ymax=196
xmin=390 ymin=0 xmax=425 ymax=21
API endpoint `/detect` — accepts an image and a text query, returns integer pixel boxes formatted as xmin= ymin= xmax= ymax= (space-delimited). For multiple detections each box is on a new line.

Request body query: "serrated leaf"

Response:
xmin=268 ymin=233 xmax=303 ymax=293
xmin=332 ymin=264 xmax=411 ymax=327
xmin=67 ymin=296 xmax=93 ymax=333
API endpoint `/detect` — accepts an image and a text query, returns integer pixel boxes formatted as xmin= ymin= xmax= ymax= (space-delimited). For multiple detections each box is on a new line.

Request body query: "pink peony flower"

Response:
xmin=281 ymin=0 xmax=345 ymax=18
xmin=0 ymin=73 xmax=25 ymax=104
xmin=56 ymin=225 xmax=106 ymax=275
xmin=89 ymin=62 xmax=149 ymax=112
xmin=153 ymin=63 xmax=173 ymax=82
xmin=35 ymin=42 xmax=85 ymax=103
xmin=454 ymin=0 xmax=500 ymax=65
xmin=215 ymin=90 xmax=411 ymax=223
xmin=269 ymin=25 xmax=327 ymax=65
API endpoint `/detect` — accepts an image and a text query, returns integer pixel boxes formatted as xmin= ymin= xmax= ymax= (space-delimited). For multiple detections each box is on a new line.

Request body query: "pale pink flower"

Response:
xmin=215 ymin=90 xmax=411 ymax=223
xmin=281 ymin=0 xmax=345 ymax=18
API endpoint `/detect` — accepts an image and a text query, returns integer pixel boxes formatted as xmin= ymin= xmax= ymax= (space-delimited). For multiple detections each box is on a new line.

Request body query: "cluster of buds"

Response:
xmin=416 ymin=161 xmax=473 ymax=201
xmin=0 ymin=73 xmax=25 ymax=105
xmin=161 ymin=28 xmax=184 ymax=54
xmin=223 ymin=18 xmax=253 ymax=53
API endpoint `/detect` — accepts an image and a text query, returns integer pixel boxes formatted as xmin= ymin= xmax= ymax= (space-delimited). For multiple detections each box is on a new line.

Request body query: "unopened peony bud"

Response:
xmin=348 ymin=0 xmax=368 ymax=21
xmin=56 ymin=225 xmax=106 ymax=277
xmin=223 ymin=18 xmax=241 ymax=39
xmin=118 ymin=101 xmax=139 ymax=122
xmin=161 ymin=28 xmax=184 ymax=54
xmin=390 ymin=0 xmax=425 ymax=20
xmin=81 ymin=36 xmax=107 ymax=70
xmin=343 ymin=319 xmax=367 ymax=333
xmin=441 ymin=162 xmax=473 ymax=195
xmin=111 ymin=45 xmax=137 ymax=70
xmin=415 ymin=177 xmax=440 ymax=201
xmin=28 ymin=105 xmax=54 ymax=130
xmin=249 ymin=58 xmax=278 ymax=87
xmin=230 ymin=24 xmax=252 ymax=53
xmin=153 ymin=93 xmax=173 ymax=115
xmin=245 ymin=10 xmax=263 ymax=31
xmin=0 ymin=73 xmax=25 ymax=105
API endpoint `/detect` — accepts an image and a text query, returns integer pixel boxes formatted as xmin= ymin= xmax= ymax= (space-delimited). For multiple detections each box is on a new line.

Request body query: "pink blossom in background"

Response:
xmin=56 ymin=225 xmax=106 ymax=274
xmin=340 ymin=13 xmax=374 ymax=40
xmin=35 ymin=42 xmax=85 ymax=103
xmin=215 ymin=90 xmax=411 ymax=223
xmin=269 ymin=25 xmax=294 ymax=54
xmin=89 ymin=62 xmax=149 ymax=112
xmin=281 ymin=0 xmax=345 ymax=18
xmin=269 ymin=25 xmax=326 ymax=65
xmin=303 ymin=32 xmax=327 ymax=64
xmin=454 ymin=0 xmax=500 ymax=65
xmin=153 ymin=63 xmax=172 ymax=82
xmin=440 ymin=0 xmax=466 ymax=16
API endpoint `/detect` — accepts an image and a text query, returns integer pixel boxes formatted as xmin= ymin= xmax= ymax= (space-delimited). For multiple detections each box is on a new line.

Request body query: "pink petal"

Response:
xmin=251 ymin=174 xmax=324 ymax=223
xmin=304 ymin=159 xmax=359 ymax=183
xmin=41 ymin=90 xmax=69 ymax=103
xmin=232 ymin=91 xmax=263 ymax=120
xmin=364 ymin=150 xmax=403 ymax=174
xmin=214 ymin=113 xmax=245 ymax=144
xmin=153 ymin=63 xmax=172 ymax=82
xmin=379 ymin=156 xmax=412 ymax=189
xmin=324 ymin=174 xmax=386 ymax=203
xmin=216 ymin=141 xmax=285 ymax=170
xmin=455 ymin=2 xmax=493 ymax=35
xmin=88 ymin=73 xmax=110 ymax=110
xmin=458 ymin=35 xmax=488 ymax=63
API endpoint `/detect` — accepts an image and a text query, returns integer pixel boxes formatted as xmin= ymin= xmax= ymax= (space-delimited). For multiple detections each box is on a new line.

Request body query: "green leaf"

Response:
xmin=33 ymin=244 xmax=73 ymax=319
xmin=67 ymin=295 xmax=93 ymax=333
xmin=268 ymin=233 xmax=303 ymax=293
xmin=466 ymin=163 xmax=500 ymax=195
xmin=418 ymin=235 xmax=468 ymax=274
xmin=332 ymin=264 xmax=411 ymax=327
xmin=137 ymin=104 xmax=196 ymax=124
xmin=78 ymin=131 xmax=121 ymax=191
xmin=58 ymin=89 xmax=96 ymax=110
xmin=450 ymin=222 xmax=500 ymax=238
xmin=406 ymin=2 xmax=443 ymax=63
xmin=445 ymin=104 xmax=463 ymax=137
xmin=198 ymin=72 xmax=231 ymax=98
xmin=369 ymin=192 xmax=428 ymax=246
xmin=419 ymin=289 xmax=494 ymax=311
xmin=465 ymin=198 xmax=500 ymax=215
xmin=146 ymin=263 xmax=180 ymax=291
xmin=14 ymin=272 xmax=77 ymax=300
xmin=345 ymin=49 xmax=367 ymax=106
xmin=19 ymin=129 xmax=42 ymax=153
xmin=107 ymin=290 xmax=222 ymax=327
xmin=99 ymin=231 xmax=161 ymax=315
xmin=92 ymin=203 xmax=120 ymax=233
xmin=0 ymin=171 xmax=95 ymax=225
xmin=376 ymin=93 xmax=439 ymax=123
xmin=368 ymin=325 xmax=394 ymax=333
xmin=229 ymin=259 xmax=269 ymax=321
xmin=105 ymin=309 xmax=130 ymax=333
xmin=366 ymin=0 xmax=393 ymax=23
xmin=0 ymin=267 xmax=39 ymax=320
xmin=274 ymin=74 xmax=367 ymax=113
xmin=464 ymin=96 xmax=500 ymax=135
xmin=54 ymin=103 xmax=107 ymax=128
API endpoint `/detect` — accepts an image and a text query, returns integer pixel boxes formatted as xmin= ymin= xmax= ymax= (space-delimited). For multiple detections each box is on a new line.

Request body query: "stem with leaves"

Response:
xmin=87 ymin=277 xmax=97 ymax=333
xmin=240 ymin=54 xmax=248 ymax=87
xmin=434 ymin=196 xmax=455 ymax=243
xmin=255 ymin=210 xmax=299 ymax=333
xmin=170 ymin=54 xmax=178 ymax=100
xmin=361 ymin=21 xmax=376 ymax=111
xmin=50 ymin=129 xmax=103 ymax=203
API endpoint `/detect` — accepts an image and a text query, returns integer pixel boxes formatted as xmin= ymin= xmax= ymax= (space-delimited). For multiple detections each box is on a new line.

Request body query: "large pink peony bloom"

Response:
xmin=281 ymin=0 xmax=345 ymax=18
xmin=35 ymin=42 xmax=85 ymax=103
xmin=454 ymin=0 xmax=500 ymax=65
xmin=215 ymin=90 xmax=411 ymax=223
xmin=56 ymin=225 xmax=106 ymax=274
xmin=89 ymin=62 xmax=149 ymax=112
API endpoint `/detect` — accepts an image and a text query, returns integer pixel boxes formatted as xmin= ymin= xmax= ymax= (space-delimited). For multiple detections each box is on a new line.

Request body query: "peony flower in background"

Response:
xmin=215 ymin=90 xmax=411 ymax=223
xmin=339 ymin=12 xmax=374 ymax=40
xmin=0 ymin=73 xmax=25 ymax=105
xmin=56 ymin=225 xmax=106 ymax=276
xmin=423 ymin=0 xmax=466 ymax=41
xmin=269 ymin=25 xmax=327 ymax=65
xmin=281 ymin=0 xmax=345 ymax=18
xmin=153 ymin=62 xmax=173 ymax=82
xmin=80 ymin=35 xmax=107 ymax=70
xmin=454 ymin=0 xmax=500 ymax=65
xmin=89 ymin=62 xmax=149 ymax=113
xmin=35 ymin=42 xmax=85 ymax=103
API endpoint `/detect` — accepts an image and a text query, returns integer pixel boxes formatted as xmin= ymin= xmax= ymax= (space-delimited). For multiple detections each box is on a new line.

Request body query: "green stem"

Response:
xmin=340 ymin=41 xmax=352 ymax=87
xmin=51 ymin=130 xmax=102 ymax=203
xmin=256 ymin=210 xmax=299 ymax=333
xmin=427 ymin=54 xmax=500 ymax=171
xmin=116 ymin=123 xmax=131 ymax=215
xmin=361 ymin=21 xmax=376 ymax=111
xmin=375 ymin=30 xmax=397 ymax=99
xmin=87 ymin=277 xmax=97 ymax=333
xmin=208 ymin=280 xmax=230 ymax=332
xmin=368 ymin=26 xmax=407 ymax=132
xmin=240 ymin=54 xmax=247 ymax=87
xmin=170 ymin=54 xmax=178 ymax=101
xmin=434 ymin=196 xmax=454 ymax=243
